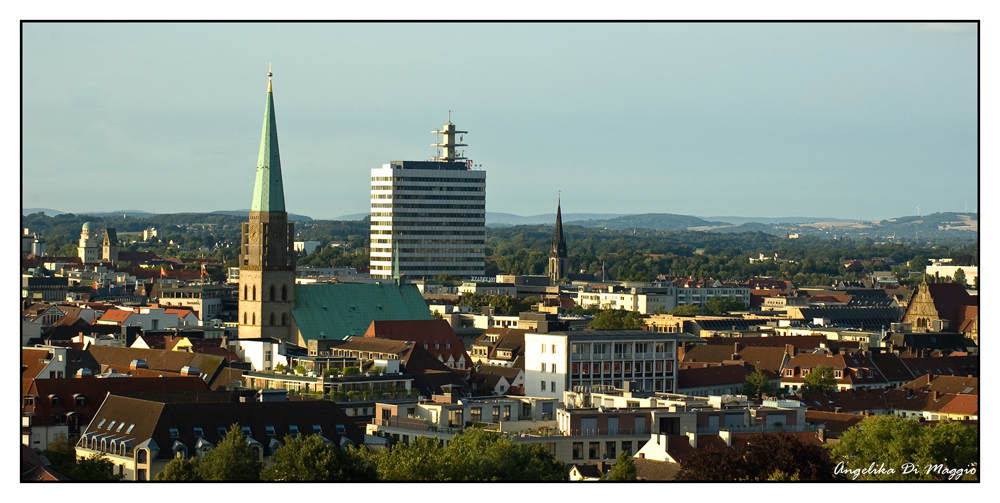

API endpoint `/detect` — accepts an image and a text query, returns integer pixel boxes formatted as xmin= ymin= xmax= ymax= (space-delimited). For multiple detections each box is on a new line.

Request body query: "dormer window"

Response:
xmin=74 ymin=394 xmax=85 ymax=406
xmin=23 ymin=396 xmax=34 ymax=407
xmin=266 ymin=426 xmax=276 ymax=436
xmin=335 ymin=424 xmax=347 ymax=435
xmin=785 ymin=369 xmax=794 ymax=377
xmin=312 ymin=425 xmax=322 ymax=434
xmin=49 ymin=394 xmax=60 ymax=407
xmin=446 ymin=342 xmax=451 ymax=349
xmin=834 ymin=370 xmax=843 ymax=379
xmin=126 ymin=424 xmax=135 ymax=434
xmin=218 ymin=427 xmax=228 ymax=437
xmin=97 ymin=419 xmax=106 ymax=429
xmin=242 ymin=426 xmax=252 ymax=436
xmin=108 ymin=420 xmax=116 ymax=430
xmin=435 ymin=342 xmax=440 ymax=350
xmin=289 ymin=425 xmax=299 ymax=435
xmin=193 ymin=427 xmax=204 ymax=437
xmin=169 ymin=428 xmax=180 ymax=438
xmin=116 ymin=423 xmax=126 ymax=433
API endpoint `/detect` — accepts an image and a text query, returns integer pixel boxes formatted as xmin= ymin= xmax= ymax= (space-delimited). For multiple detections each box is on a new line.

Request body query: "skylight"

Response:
xmin=126 ymin=424 xmax=135 ymax=434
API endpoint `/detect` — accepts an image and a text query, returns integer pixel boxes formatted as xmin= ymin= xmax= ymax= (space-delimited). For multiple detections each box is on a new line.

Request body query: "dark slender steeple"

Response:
xmin=549 ymin=196 xmax=567 ymax=283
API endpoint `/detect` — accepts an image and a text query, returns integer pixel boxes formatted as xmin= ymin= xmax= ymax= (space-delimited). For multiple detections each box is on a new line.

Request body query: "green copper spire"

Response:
xmin=250 ymin=68 xmax=286 ymax=212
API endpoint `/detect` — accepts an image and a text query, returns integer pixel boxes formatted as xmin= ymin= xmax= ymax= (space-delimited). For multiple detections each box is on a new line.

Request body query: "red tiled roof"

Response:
xmin=678 ymin=364 xmax=772 ymax=389
xmin=97 ymin=309 xmax=132 ymax=324
xmin=936 ymin=394 xmax=978 ymax=416
xmin=899 ymin=374 xmax=978 ymax=395
xmin=22 ymin=349 xmax=50 ymax=379
xmin=364 ymin=319 xmax=471 ymax=368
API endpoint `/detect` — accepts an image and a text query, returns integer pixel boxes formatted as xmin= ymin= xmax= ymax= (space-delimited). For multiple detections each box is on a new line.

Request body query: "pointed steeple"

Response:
xmin=251 ymin=66 xmax=286 ymax=212
xmin=551 ymin=196 xmax=566 ymax=259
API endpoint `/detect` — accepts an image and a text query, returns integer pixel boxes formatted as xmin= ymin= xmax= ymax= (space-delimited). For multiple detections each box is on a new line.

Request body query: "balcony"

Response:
xmin=571 ymin=354 xmax=590 ymax=362
xmin=559 ymin=428 xmax=648 ymax=437
xmin=694 ymin=424 xmax=820 ymax=435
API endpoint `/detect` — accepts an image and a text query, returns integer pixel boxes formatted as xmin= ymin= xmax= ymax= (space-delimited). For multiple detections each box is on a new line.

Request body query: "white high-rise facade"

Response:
xmin=370 ymin=120 xmax=486 ymax=280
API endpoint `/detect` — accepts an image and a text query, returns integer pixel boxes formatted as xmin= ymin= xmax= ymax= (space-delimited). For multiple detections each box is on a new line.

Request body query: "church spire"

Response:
xmin=251 ymin=65 xmax=286 ymax=212
xmin=551 ymin=196 xmax=566 ymax=259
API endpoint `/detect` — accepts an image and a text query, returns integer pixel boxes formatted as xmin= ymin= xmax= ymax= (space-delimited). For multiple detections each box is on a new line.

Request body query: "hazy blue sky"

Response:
xmin=22 ymin=22 xmax=978 ymax=221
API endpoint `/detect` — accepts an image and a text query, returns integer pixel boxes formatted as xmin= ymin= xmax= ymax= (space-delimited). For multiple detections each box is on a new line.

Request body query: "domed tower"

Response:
xmin=78 ymin=222 xmax=99 ymax=263
xmin=238 ymin=67 xmax=296 ymax=342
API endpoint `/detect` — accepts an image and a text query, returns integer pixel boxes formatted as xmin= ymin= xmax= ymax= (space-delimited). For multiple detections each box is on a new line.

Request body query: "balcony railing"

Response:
xmin=558 ymin=428 xmax=648 ymax=437
xmin=695 ymin=424 xmax=821 ymax=435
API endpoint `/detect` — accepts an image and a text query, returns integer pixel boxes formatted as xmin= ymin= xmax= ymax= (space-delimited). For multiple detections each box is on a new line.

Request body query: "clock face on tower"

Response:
xmin=249 ymin=225 xmax=259 ymax=243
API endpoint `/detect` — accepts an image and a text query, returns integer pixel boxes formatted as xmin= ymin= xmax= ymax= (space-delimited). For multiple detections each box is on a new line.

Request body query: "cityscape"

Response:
xmin=21 ymin=22 xmax=979 ymax=484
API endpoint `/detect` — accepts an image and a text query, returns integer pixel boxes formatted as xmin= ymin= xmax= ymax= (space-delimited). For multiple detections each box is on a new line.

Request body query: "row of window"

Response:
xmin=370 ymin=238 xmax=485 ymax=245
xmin=167 ymin=424 xmax=345 ymax=439
xmin=23 ymin=394 xmax=86 ymax=407
xmin=371 ymin=229 xmax=485 ymax=236
xmin=370 ymin=265 xmax=485 ymax=272
xmin=372 ymin=176 xmax=486 ymax=184
xmin=469 ymin=405 xmax=512 ymax=423
xmin=243 ymin=284 xmax=288 ymax=301
xmin=570 ymin=379 xmax=672 ymax=392
xmin=370 ymin=220 xmax=484 ymax=227
xmin=572 ymin=361 xmax=670 ymax=377
xmin=371 ymin=203 xmax=485 ymax=210
xmin=242 ymin=311 xmax=288 ymax=326
xmin=96 ymin=418 xmax=136 ymax=435
xmin=539 ymin=381 xmax=557 ymax=392
xmin=372 ymin=194 xmax=485 ymax=201
xmin=540 ymin=363 xmax=558 ymax=373
xmin=572 ymin=440 xmax=636 ymax=460
xmin=369 ymin=212 xmax=485 ymax=219
xmin=371 ymin=185 xmax=484 ymax=192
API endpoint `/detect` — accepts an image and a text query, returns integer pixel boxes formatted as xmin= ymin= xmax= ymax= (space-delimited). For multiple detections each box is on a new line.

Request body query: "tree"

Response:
xmin=669 ymin=304 xmax=702 ymax=316
xmin=260 ymin=434 xmax=376 ymax=481
xmin=606 ymin=451 xmax=637 ymax=481
xmin=800 ymin=365 xmax=837 ymax=395
xmin=431 ymin=310 xmax=443 ymax=319
xmin=590 ymin=309 xmax=644 ymax=330
xmin=743 ymin=367 xmax=778 ymax=400
xmin=274 ymin=362 xmax=285 ymax=372
xmin=704 ymin=296 xmax=748 ymax=315
xmin=196 ymin=423 xmax=263 ymax=481
xmin=40 ymin=433 xmax=77 ymax=476
xmin=953 ymin=268 xmax=968 ymax=288
xmin=374 ymin=429 xmax=566 ymax=481
xmin=676 ymin=433 xmax=837 ymax=481
xmin=155 ymin=456 xmax=202 ymax=481
xmin=72 ymin=453 xmax=125 ymax=481
xmin=829 ymin=416 xmax=977 ymax=481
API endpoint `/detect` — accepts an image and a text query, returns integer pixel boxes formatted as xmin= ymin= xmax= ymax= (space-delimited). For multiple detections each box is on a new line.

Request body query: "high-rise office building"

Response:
xmin=369 ymin=120 xmax=486 ymax=279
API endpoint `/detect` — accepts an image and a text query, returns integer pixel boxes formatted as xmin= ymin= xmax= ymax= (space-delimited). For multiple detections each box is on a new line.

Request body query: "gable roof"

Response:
xmin=86 ymin=346 xmax=227 ymax=386
xmin=683 ymin=344 xmax=787 ymax=374
xmin=678 ymin=364 xmax=772 ymax=390
xmin=97 ymin=309 xmax=132 ymax=324
xmin=400 ymin=344 xmax=466 ymax=396
xmin=292 ymin=283 xmax=431 ymax=341
xmin=935 ymin=394 xmax=978 ymax=416
xmin=364 ymin=319 xmax=470 ymax=366
xmin=869 ymin=353 xmax=915 ymax=383
xmin=898 ymin=374 xmax=978 ymax=395
xmin=634 ymin=457 xmax=682 ymax=481
xmin=803 ymin=410 xmax=866 ymax=435
xmin=22 ymin=348 xmax=51 ymax=379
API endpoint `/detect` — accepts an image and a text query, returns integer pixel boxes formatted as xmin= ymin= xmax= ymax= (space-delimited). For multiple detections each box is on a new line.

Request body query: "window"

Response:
xmin=74 ymin=395 xmax=85 ymax=406
xmin=541 ymin=363 xmax=547 ymax=372
xmin=606 ymin=441 xmax=617 ymax=458
xmin=446 ymin=342 xmax=450 ymax=349
xmin=265 ymin=426 xmax=276 ymax=436
xmin=289 ymin=425 xmax=299 ymax=435
xmin=312 ymin=425 xmax=322 ymax=434
xmin=834 ymin=370 xmax=843 ymax=379
xmin=552 ymin=364 xmax=557 ymax=373
xmin=471 ymin=407 xmax=482 ymax=422
xmin=540 ymin=381 xmax=546 ymax=391
xmin=802 ymin=369 xmax=810 ymax=376
xmin=435 ymin=342 xmax=440 ymax=349
xmin=551 ymin=381 xmax=556 ymax=392
xmin=573 ymin=442 xmax=584 ymax=460
xmin=49 ymin=395 xmax=60 ymax=406
xmin=23 ymin=396 xmax=34 ymax=406
xmin=169 ymin=428 xmax=179 ymax=438
xmin=622 ymin=441 xmax=633 ymax=456
xmin=218 ymin=427 xmax=228 ymax=437
xmin=492 ymin=407 xmax=500 ymax=423
xmin=785 ymin=369 xmax=794 ymax=377
xmin=137 ymin=468 xmax=147 ymax=481
xmin=53 ymin=414 xmax=67 ymax=426
xmin=336 ymin=424 xmax=347 ymax=435
xmin=282 ymin=285 xmax=287 ymax=301
xmin=589 ymin=442 xmax=600 ymax=459
xmin=108 ymin=420 xmax=116 ymax=430
xmin=242 ymin=426 xmax=252 ymax=436
xmin=126 ymin=424 xmax=135 ymax=434
xmin=117 ymin=422 xmax=126 ymax=433
xmin=552 ymin=344 xmax=557 ymax=354
xmin=97 ymin=419 xmax=106 ymax=429
xmin=503 ymin=405 xmax=511 ymax=421
xmin=137 ymin=449 xmax=147 ymax=463
xmin=541 ymin=344 xmax=546 ymax=354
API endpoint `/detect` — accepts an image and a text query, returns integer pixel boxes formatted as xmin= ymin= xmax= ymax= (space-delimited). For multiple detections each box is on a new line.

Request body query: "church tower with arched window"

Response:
xmin=238 ymin=68 xmax=296 ymax=341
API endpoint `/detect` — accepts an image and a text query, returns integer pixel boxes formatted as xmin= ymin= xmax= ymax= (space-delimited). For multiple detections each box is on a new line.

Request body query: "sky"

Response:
xmin=21 ymin=21 xmax=980 ymax=221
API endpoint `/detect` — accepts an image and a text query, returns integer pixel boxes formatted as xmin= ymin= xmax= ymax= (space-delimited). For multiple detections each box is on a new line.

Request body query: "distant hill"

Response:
xmin=210 ymin=210 xmax=314 ymax=222
xmin=22 ymin=208 xmax=68 ymax=217
xmin=703 ymin=215 xmax=859 ymax=225
xmin=22 ymin=208 xmax=314 ymax=222
xmin=488 ymin=212 xmax=625 ymax=226
xmin=569 ymin=213 xmax=729 ymax=231
xmin=333 ymin=213 xmax=371 ymax=221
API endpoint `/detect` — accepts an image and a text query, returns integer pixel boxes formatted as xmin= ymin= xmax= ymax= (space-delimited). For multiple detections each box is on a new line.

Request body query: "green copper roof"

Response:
xmin=291 ymin=283 xmax=432 ymax=342
xmin=250 ymin=82 xmax=286 ymax=212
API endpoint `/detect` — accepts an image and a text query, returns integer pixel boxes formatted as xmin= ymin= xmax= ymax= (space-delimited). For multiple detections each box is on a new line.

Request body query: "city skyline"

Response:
xmin=22 ymin=22 xmax=978 ymax=221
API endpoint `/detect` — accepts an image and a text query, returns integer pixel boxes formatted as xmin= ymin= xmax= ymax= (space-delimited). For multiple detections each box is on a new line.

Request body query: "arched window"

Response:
xmin=282 ymin=285 xmax=287 ymax=301
xmin=281 ymin=313 xmax=287 ymax=325
xmin=270 ymin=285 xmax=275 ymax=301
xmin=243 ymin=285 xmax=247 ymax=300
xmin=270 ymin=313 xmax=275 ymax=326
xmin=137 ymin=449 xmax=147 ymax=463
xmin=252 ymin=285 xmax=256 ymax=301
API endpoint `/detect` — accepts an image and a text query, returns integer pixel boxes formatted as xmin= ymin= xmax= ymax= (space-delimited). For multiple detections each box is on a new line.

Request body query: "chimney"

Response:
xmin=817 ymin=427 xmax=825 ymax=443
xmin=686 ymin=431 xmax=697 ymax=449
xmin=734 ymin=342 xmax=742 ymax=354
xmin=933 ymin=391 xmax=941 ymax=401
xmin=130 ymin=359 xmax=148 ymax=370
xmin=180 ymin=365 xmax=200 ymax=377
xmin=637 ymin=452 xmax=645 ymax=459
xmin=719 ymin=430 xmax=731 ymax=447
xmin=75 ymin=368 xmax=93 ymax=378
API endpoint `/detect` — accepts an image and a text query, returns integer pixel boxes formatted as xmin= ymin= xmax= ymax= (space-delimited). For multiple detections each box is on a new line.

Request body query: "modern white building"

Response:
xmin=369 ymin=120 xmax=486 ymax=280
xmin=576 ymin=286 xmax=677 ymax=314
xmin=524 ymin=330 xmax=697 ymax=402
xmin=77 ymin=222 xmax=100 ymax=264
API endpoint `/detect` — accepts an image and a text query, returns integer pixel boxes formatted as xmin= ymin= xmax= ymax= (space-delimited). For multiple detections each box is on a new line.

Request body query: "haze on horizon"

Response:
xmin=22 ymin=22 xmax=978 ymax=221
